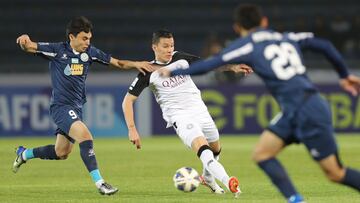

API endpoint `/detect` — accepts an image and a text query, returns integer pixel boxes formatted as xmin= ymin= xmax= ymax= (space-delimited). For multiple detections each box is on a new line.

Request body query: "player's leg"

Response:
xmin=68 ymin=120 xmax=118 ymax=195
xmin=54 ymin=132 xmax=74 ymax=159
xmin=173 ymin=115 xmax=240 ymax=196
xmin=303 ymin=93 xmax=360 ymax=192
xmin=202 ymin=123 xmax=225 ymax=194
xmin=202 ymin=140 xmax=221 ymax=186
xmin=317 ymin=154 xmax=360 ymax=191
xmin=303 ymin=127 xmax=360 ymax=192
xmin=12 ymin=129 xmax=73 ymax=173
xmin=253 ymin=130 xmax=303 ymax=202
xmin=209 ymin=141 xmax=221 ymax=159
xmin=195 ymin=139 xmax=225 ymax=194
xmin=191 ymin=136 xmax=240 ymax=196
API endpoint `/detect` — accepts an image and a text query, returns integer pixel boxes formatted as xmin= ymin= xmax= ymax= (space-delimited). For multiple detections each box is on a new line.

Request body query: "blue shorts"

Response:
xmin=50 ymin=104 xmax=83 ymax=143
xmin=268 ymin=93 xmax=338 ymax=161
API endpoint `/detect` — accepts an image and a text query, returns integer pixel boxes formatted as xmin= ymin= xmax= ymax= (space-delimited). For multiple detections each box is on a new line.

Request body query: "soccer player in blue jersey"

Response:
xmin=160 ymin=4 xmax=360 ymax=203
xmin=13 ymin=16 xmax=154 ymax=195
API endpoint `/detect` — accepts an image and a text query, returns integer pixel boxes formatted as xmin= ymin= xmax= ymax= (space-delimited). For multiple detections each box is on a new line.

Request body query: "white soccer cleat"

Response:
xmin=12 ymin=146 xmax=27 ymax=173
xmin=96 ymin=181 xmax=119 ymax=195
xmin=199 ymin=175 xmax=225 ymax=194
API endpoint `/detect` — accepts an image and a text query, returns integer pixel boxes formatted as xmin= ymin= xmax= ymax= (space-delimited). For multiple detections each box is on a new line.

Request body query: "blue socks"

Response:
xmin=341 ymin=167 xmax=360 ymax=192
xmin=79 ymin=140 xmax=103 ymax=183
xmin=258 ymin=158 xmax=299 ymax=198
xmin=33 ymin=145 xmax=60 ymax=160
xmin=90 ymin=169 xmax=103 ymax=183
xmin=23 ymin=148 xmax=34 ymax=160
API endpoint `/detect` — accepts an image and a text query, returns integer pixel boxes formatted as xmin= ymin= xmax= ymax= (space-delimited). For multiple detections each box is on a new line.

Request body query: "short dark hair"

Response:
xmin=66 ymin=16 xmax=93 ymax=39
xmin=234 ymin=4 xmax=263 ymax=29
xmin=152 ymin=29 xmax=173 ymax=44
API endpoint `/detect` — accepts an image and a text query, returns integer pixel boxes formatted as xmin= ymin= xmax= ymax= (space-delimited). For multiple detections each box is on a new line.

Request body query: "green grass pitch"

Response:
xmin=0 ymin=135 xmax=359 ymax=203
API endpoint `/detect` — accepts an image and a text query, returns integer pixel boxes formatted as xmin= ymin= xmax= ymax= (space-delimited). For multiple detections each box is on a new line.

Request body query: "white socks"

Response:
xmin=95 ymin=179 xmax=105 ymax=188
xmin=199 ymin=149 xmax=230 ymax=187
xmin=202 ymin=154 xmax=220 ymax=183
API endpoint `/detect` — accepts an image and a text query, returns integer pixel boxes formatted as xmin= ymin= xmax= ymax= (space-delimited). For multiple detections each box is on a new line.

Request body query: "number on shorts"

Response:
xmin=68 ymin=110 xmax=78 ymax=119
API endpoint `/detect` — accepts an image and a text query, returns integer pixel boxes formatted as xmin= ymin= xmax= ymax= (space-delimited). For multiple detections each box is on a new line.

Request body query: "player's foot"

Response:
xmin=228 ymin=176 xmax=241 ymax=198
xmin=288 ymin=194 xmax=306 ymax=203
xmin=199 ymin=175 xmax=225 ymax=194
xmin=12 ymin=146 xmax=27 ymax=173
xmin=97 ymin=181 xmax=119 ymax=195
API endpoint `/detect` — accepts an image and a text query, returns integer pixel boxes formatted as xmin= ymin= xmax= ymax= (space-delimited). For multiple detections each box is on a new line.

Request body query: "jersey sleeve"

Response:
xmin=36 ymin=42 xmax=62 ymax=60
xmin=289 ymin=32 xmax=349 ymax=78
xmin=174 ymin=51 xmax=201 ymax=64
xmin=171 ymin=41 xmax=253 ymax=76
xmin=128 ymin=72 xmax=151 ymax=96
xmin=89 ymin=46 xmax=111 ymax=65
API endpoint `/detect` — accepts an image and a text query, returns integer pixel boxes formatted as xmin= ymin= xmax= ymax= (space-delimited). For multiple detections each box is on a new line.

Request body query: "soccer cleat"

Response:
xmin=288 ymin=194 xmax=306 ymax=203
xmin=228 ymin=176 xmax=241 ymax=198
xmin=12 ymin=146 xmax=27 ymax=173
xmin=97 ymin=182 xmax=119 ymax=195
xmin=199 ymin=175 xmax=225 ymax=194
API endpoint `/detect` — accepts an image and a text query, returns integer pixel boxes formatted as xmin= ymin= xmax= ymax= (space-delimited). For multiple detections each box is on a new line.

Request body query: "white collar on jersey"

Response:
xmin=72 ymin=49 xmax=80 ymax=55
xmin=151 ymin=51 xmax=177 ymax=65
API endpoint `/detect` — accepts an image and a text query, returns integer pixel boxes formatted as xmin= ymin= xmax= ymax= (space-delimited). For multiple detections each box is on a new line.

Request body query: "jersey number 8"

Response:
xmin=264 ymin=42 xmax=306 ymax=80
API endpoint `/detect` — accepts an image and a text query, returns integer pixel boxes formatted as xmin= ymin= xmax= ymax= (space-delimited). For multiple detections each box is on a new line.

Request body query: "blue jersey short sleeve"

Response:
xmin=36 ymin=42 xmax=63 ymax=60
xmin=88 ymin=46 xmax=111 ymax=65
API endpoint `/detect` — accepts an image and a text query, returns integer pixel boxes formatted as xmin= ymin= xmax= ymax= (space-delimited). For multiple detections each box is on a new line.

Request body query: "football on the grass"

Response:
xmin=173 ymin=167 xmax=200 ymax=192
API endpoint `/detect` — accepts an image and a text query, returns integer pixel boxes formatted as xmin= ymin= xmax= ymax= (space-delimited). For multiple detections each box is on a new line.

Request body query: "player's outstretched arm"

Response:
xmin=109 ymin=58 xmax=155 ymax=75
xmin=171 ymin=54 xmax=227 ymax=76
xmin=299 ymin=37 xmax=350 ymax=78
xmin=339 ymin=75 xmax=360 ymax=96
xmin=16 ymin=34 xmax=37 ymax=53
xmin=300 ymin=37 xmax=360 ymax=95
xmin=122 ymin=93 xmax=142 ymax=149
xmin=218 ymin=64 xmax=254 ymax=76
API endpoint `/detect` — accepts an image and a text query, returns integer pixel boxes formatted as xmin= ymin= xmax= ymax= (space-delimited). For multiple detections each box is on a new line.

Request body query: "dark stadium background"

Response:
xmin=1 ymin=0 xmax=360 ymax=73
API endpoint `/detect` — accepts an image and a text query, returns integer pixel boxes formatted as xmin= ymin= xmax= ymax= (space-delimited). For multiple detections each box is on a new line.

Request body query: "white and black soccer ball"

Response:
xmin=173 ymin=167 xmax=200 ymax=192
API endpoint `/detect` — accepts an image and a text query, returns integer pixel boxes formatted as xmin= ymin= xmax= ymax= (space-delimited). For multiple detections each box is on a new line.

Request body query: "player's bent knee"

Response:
xmin=213 ymin=148 xmax=221 ymax=157
xmin=252 ymin=147 xmax=274 ymax=163
xmin=324 ymin=169 xmax=345 ymax=183
xmin=58 ymin=155 xmax=69 ymax=160
xmin=252 ymin=151 xmax=261 ymax=162
xmin=69 ymin=122 xmax=93 ymax=142
xmin=80 ymin=132 xmax=93 ymax=141
xmin=55 ymin=148 xmax=72 ymax=159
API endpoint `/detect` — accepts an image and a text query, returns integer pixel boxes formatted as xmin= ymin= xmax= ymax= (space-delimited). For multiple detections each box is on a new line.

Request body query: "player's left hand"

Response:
xmin=228 ymin=64 xmax=254 ymax=76
xmin=128 ymin=127 xmax=142 ymax=149
xmin=157 ymin=67 xmax=171 ymax=77
xmin=340 ymin=74 xmax=360 ymax=96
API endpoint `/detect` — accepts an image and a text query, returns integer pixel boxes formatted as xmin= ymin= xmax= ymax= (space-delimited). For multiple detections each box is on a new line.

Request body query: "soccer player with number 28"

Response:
xmin=161 ymin=4 xmax=360 ymax=203
xmin=13 ymin=16 xmax=154 ymax=195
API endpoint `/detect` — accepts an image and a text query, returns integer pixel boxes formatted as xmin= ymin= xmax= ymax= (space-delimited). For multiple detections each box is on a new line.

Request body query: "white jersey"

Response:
xmin=128 ymin=51 xmax=208 ymax=127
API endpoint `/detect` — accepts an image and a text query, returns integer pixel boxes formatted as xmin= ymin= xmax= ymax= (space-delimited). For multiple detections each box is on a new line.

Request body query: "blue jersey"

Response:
xmin=36 ymin=42 xmax=111 ymax=108
xmin=172 ymin=28 xmax=349 ymax=113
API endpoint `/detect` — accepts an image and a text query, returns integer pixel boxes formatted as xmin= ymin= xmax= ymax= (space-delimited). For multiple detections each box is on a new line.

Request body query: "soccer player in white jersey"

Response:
xmin=122 ymin=30 xmax=252 ymax=197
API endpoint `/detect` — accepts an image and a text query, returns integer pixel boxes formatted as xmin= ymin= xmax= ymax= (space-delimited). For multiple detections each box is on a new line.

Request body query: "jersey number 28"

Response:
xmin=264 ymin=42 xmax=305 ymax=80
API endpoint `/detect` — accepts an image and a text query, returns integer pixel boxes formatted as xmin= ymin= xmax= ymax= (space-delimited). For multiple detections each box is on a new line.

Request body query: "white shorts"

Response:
xmin=170 ymin=111 xmax=219 ymax=148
